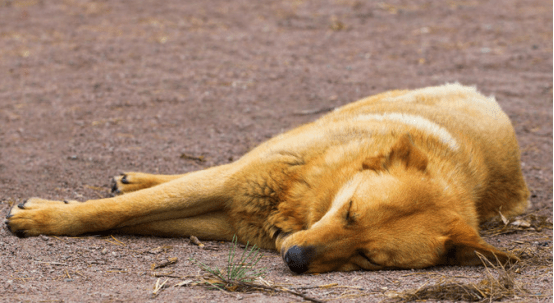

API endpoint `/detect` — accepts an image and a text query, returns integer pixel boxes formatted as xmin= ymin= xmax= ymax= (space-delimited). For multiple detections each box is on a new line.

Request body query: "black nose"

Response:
xmin=283 ymin=245 xmax=313 ymax=274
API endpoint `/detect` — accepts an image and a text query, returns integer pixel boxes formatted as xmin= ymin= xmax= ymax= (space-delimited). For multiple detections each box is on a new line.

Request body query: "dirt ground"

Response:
xmin=0 ymin=0 xmax=552 ymax=302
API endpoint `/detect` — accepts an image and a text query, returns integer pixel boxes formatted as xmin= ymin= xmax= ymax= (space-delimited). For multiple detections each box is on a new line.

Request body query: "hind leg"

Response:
xmin=112 ymin=172 xmax=188 ymax=194
xmin=113 ymin=211 xmax=235 ymax=241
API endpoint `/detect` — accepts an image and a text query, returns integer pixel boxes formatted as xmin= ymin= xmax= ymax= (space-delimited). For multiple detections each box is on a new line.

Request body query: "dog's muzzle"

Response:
xmin=283 ymin=245 xmax=314 ymax=274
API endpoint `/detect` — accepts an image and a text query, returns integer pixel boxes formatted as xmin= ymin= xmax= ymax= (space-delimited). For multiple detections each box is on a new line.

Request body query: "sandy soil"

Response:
xmin=0 ymin=0 xmax=552 ymax=302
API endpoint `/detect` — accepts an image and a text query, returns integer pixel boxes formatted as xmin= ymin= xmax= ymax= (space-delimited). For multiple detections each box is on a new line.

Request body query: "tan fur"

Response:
xmin=6 ymin=83 xmax=529 ymax=273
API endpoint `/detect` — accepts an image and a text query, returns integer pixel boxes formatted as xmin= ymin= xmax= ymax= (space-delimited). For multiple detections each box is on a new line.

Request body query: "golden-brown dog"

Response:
xmin=6 ymin=83 xmax=529 ymax=273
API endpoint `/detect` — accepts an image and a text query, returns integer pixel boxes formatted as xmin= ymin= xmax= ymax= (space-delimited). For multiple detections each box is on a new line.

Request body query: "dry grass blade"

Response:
xmin=174 ymin=279 xmax=194 ymax=287
xmin=189 ymin=235 xmax=323 ymax=302
xmin=480 ymin=212 xmax=552 ymax=237
xmin=189 ymin=235 xmax=267 ymax=287
xmin=180 ymin=153 xmax=206 ymax=163
xmin=498 ymin=209 xmax=510 ymax=225
xmin=201 ymin=276 xmax=325 ymax=303
xmin=152 ymin=278 xmax=169 ymax=297
xmin=110 ymin=235 xmax=125 ymax=245
xmin=385 ymin=252 xmax=525 ymax=302
xmin=397 ymin=282 xmax=487 ymax=301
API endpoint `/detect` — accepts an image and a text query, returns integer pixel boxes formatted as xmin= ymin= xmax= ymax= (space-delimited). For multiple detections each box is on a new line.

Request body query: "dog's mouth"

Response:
xmin=269 ymin=225 xmax=290 ymax=249
xmin=271 ymin=227 xmax=285 ymax=240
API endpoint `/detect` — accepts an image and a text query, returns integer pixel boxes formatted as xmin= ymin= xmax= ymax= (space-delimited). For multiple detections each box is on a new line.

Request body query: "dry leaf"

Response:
xmin=510 ymin=220 xmax=531 ymax=228
xmin=152 ymin=257 xmax=178 ymax=270
xmin=190 ymin=235 xmax=205 ymax=247
xmin=498 ymin=210 xmax=509 ymax=226
xmin=148 ymin=245 xmax=173 ymax=254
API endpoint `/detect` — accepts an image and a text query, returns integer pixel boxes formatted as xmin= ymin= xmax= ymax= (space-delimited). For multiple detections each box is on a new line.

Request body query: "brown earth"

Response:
xmin=0 ymin=0 xmax=552 ymax=302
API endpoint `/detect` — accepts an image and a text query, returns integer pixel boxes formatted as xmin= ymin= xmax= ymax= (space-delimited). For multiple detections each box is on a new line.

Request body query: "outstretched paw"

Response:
xmin=111 ymin=172 xmax=162 ymax=195
xmin=5 ymin=198 xmax=82 ymax=237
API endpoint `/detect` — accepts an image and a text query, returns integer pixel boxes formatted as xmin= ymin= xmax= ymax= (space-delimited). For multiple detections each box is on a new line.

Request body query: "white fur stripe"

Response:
xmin=382 ymin=82 xmax=474 ymax=103
xmin=355 ymin=113 xmax=459 ymax=151
xmin=311 ymin=173 xmax=363 ymax=229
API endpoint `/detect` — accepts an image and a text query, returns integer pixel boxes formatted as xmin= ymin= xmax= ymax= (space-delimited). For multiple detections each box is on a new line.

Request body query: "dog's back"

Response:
xmin=244 ymin=83 xmax=528 ymax=223
xmin=325 ymin=83 xmax=529 ymax=220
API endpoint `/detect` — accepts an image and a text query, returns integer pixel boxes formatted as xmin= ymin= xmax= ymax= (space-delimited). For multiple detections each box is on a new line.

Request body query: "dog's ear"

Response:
xmin=386 ymin=134 xmax=428 ymax=171
xmin=441 ymin=220 xmax=519 ymax=266
xmin=362 ymin=154 xmax=387 ymax=171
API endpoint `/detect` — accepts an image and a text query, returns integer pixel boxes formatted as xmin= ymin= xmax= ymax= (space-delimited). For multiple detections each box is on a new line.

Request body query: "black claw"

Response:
xmin=121 ymin=175 xmax=130 ymax=184
xmin=63 ymin=200 xmax=69 ymax=204
xmin=111 ymin=182 xmax=119 ymax=193
xmin=5 ymin=220 xmax=12 ymax=232
xmin=6 ymin=214 xmax=13 ymax=219
xmin=17 ymin=203 xmax=25 ymax=209
xmin=14 ymin=230 xmax=26 ymax=238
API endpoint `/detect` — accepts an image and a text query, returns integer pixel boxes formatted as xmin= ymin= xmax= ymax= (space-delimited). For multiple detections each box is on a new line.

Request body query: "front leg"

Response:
xmin=6 ymin=198 xmax=84 ymax=237
xmin=6 ymin=164 xmax=235 ymax=237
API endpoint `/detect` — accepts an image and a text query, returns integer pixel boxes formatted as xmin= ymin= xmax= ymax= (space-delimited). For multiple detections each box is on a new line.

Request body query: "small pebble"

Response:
xmin=480 ymin=47 xmax=491 ymax=53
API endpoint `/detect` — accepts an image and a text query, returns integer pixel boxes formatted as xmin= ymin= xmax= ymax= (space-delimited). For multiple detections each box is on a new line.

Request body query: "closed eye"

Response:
xmin=345 ymin=200 xmax=356 ymax=224
xmin=346 ymin=200 xmax=352 ymax=221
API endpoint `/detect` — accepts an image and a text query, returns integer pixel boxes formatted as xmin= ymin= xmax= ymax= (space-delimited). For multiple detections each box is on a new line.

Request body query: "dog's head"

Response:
xmin=279 ymin=135 xmax=518 ymax=274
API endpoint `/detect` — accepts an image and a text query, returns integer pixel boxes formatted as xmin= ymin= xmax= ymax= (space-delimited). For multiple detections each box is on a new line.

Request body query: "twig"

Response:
xmin=152 ymin=257 xmax=178 ymax=270
xmin=35 ymin=261 xmax=67 ymax=266
xmin=194 ymin=273 xmax=324 ymax=302
xmin=189 ymin=235 xmax=324 ymax=301
xmin=105 ymin=239 xmax=124 ymax=246
xmin=202 ymin=278 xmax=231 ymax=293
xmin=401 ymin=272 xmax=442 ymax=277
xmin=180 ymin=153 xmax=206 ymax=163
xmin=52 ymin=236 xmax=66 ymax=242
xmin=234 ymin=280 xmax=325 ymax=303
xmin=291 ymin=283 xmax=364 ymax=291
xmin=293 ymin=107 xmax=335 ymax=115
xmin=153 ymin=273 xmax=183 ymax=279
